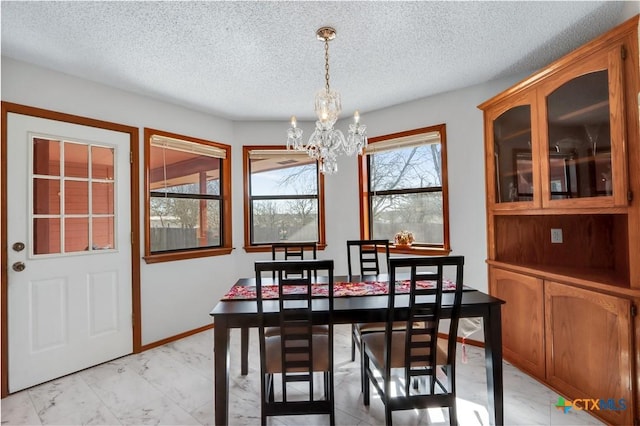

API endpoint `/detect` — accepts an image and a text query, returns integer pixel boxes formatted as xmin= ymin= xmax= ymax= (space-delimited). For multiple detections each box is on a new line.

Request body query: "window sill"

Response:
xmin=243 ymin=243 xmax=327 ymax=253
xmin=390 ymin=245 xmax=451 ymax=256
xmin=143 ymin=247 xmax=233 ymax=264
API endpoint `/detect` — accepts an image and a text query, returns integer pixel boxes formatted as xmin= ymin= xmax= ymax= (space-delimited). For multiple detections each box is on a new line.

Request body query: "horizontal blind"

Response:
xmin=151 ymin=135 xmax=227 ymax=159
xmin=363 ymin=130 xmax=441 ymax=155
xmin=248 ymin=149 xmax=313 ymax=161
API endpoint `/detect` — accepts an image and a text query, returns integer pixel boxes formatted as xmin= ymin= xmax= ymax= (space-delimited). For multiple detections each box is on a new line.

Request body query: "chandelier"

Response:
xmin=286 ymin=27 xmax=367 ymax=174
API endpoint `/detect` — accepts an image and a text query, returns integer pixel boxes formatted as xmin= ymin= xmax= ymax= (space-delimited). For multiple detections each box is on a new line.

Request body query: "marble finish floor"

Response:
xmin=2 ymin=324 xmax=603 ymax=425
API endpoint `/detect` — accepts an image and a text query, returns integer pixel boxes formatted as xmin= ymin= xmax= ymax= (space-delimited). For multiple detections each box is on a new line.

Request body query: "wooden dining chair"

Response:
xmin=361 ymin=256 xmax=465 ymax=425
xmin=346 ymin=239 xmax=391 ymax=361
xmin=255 ymin=259 xmax=336 ymax=425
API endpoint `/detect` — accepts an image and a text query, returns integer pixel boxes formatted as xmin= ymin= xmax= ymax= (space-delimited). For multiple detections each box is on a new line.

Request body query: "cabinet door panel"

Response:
xmin=484 ymin=91 xmax=541 ymax=211
xmin=545 ymin=281 xmax=633 ymax=426
xmin=538 ymin=44 xmax=627 ymax=209
xmin=489 ymin=268 xmax=545 ymax=378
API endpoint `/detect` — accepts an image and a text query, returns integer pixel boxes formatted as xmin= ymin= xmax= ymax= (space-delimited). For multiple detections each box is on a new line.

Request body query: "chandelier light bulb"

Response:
xmin=285 ymin=26 xmax=367 ymax=174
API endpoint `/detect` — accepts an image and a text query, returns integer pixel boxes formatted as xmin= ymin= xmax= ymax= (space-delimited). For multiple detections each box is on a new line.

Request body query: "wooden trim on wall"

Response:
xmin=1 ymin=104 xmax=8 ymax=398
xmin=0 ymin=101 xmax=141 ymax=398
xmin=139 ymin=323 xmax=214 ymax=352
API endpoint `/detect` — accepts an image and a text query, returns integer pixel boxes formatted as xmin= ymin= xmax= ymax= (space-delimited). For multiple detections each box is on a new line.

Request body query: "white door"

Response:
xmin=6 ymin=113 xmax=132 ymax=392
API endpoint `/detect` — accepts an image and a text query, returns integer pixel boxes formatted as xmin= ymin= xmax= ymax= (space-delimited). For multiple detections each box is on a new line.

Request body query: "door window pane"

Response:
xmin=64 ymin=142 xmax=89 ymax=178
xmin=92 ymin=182 xmax=114 ymax=214
xmin=33 ymin=178 xmax=60 ymax=215
xmin=33 ymin=138 xmax=60 ymax=176
xmin=64 ymin=180 xmax=89 ymax=214
xmin=92 ymin=217 xmax=114 ymax=250
xmin=33 ymin=218 xmax=60 ymax=255
xmin=65 ymin=217 xmax=89 ymax=252
xmin=91 ymin=146 xmax=114 ymax=180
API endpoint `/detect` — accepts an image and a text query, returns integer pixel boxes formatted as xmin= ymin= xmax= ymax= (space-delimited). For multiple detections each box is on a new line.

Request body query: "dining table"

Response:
xmin=210 ymin=274 xmax=505 ymax=425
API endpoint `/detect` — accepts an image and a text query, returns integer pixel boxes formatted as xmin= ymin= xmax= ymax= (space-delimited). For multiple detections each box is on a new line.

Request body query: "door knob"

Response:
xmin=12 ymin=262 xmax=25 ymax=272
xmin=12 ymin=242 xmax=25 ymax=252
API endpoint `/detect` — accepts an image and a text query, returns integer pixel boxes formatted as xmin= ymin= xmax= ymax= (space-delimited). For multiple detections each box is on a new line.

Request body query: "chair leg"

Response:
xmin=351 ymin=325 xmax=357 ymax=361
xmin=268 ymin=374 xmax=275 ymax=403
xmin=360 ymin=338 xmax=366 ymax=392
xmin=385 ymin=406 xmax=393 ymax=426
xmin=324 ymin=371 xmax=329 ymax=400
xmin=449 ymin=400 xmax=458 ymax=426
xmin=363 ymin=354 xmax=370 ymax=406
xmin=329 ymin=370 xmax=336 ymax=426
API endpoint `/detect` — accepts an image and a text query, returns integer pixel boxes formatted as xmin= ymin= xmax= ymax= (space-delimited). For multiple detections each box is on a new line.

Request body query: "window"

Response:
xmin=358 ymin=124 xmax=450 ymax=254
xmin=144 ymin=128 xmax=232 ymax=263
xmin=243 ymin=146 xmax=325 ymax=252
xmin=32 ymin=137 xmax=116 ymax=255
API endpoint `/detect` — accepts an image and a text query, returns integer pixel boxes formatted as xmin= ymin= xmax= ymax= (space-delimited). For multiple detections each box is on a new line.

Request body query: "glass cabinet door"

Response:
xmin=490 ymin=94 xmax=538 ymax=208
xmin=541 ymin=47 xmax=626 ymax=207
xmin=546 ymin=71 xmax=610 ymax=199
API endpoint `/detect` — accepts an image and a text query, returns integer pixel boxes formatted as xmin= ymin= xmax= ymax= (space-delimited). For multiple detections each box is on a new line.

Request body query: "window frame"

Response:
xmin=243 ymin=145 xmax=326 ymax=253
xmin=143 ymin=128 xmax=232 ymax=263
xmin=358 ymin=124 xmax=451 ymax=255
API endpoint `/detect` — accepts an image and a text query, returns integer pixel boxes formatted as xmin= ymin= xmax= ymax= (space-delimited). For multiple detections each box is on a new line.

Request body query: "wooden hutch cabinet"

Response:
xmin=479 ymin=16 xmax=640 ymax=426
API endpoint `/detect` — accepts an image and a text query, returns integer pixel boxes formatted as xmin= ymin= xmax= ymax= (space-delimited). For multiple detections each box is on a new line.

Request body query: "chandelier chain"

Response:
xmin=324 ymin=39 xmax=330 ymax=93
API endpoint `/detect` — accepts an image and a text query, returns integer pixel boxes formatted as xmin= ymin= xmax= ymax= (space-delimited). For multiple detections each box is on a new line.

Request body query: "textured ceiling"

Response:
xmin=0 ymin=1 xmax=630 ymax=121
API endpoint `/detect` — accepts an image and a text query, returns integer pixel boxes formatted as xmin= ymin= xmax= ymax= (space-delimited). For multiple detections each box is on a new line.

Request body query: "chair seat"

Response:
xmin=264 ymin=334 xmax=330 ymax=373
xmin=265 ymin=325 xmax=329 ymax=337
xmin=362 ymin=330 xmax=448 ymax=369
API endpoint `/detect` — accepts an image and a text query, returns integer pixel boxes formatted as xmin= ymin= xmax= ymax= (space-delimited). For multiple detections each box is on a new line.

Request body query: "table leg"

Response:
xmin=214 ymin=318 xmax=230 ymax=426
xmin=483 ymin=303 xmax=504 ymax=425
xmin=241 ymin=326 xmax=249 ymax=375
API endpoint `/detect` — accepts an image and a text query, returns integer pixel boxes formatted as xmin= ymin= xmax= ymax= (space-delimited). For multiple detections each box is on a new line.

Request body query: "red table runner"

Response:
xmin=221 ymin=280 xmax=457 ymax=301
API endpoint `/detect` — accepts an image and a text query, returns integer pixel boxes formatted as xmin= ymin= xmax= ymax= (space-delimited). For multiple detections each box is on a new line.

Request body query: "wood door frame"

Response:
xmin=1 ymin=102 xmax=141 ymax=398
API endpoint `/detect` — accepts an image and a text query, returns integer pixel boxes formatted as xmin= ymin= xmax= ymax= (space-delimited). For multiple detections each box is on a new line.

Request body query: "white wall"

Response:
xmin=1 ymin=57 xmax=237 ymax=344
xmin=2 ymin=55 xmax=523 ymax=345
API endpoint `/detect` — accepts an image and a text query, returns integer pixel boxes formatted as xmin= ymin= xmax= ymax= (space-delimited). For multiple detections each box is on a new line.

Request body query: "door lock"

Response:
xmin=12 ymin=242 xmax=25 ymax=252
xmin=12 ymin=262 xmax=26 ymax=272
